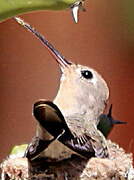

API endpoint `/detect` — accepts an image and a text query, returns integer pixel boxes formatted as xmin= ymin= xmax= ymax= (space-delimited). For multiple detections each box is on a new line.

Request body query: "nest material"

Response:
xmin=1 ymin=140 xmax=134 ymax=180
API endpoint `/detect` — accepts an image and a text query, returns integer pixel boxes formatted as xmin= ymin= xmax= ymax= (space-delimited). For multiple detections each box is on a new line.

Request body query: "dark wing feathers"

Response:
xmin=34 ymin=100 xmax=74 ymax=140
xmin=33 ymin=100 xmax=95 ymax=158
xmin=25 ymin=136 xmax=54 ymax=160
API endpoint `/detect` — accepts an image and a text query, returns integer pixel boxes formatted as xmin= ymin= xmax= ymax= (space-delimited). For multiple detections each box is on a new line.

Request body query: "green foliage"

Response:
xmin=9 ymin=144 xmax=28 ymax=158
xmin=0 ymin=0 xmax=77 ymax=22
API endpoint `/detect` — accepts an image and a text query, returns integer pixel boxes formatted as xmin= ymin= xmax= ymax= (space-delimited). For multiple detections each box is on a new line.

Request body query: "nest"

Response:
xmin=1 ymin=140 xmax=134 ymax=180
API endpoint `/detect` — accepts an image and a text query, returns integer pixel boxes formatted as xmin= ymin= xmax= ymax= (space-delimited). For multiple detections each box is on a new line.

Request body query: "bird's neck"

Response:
xmin=53 ymin=85 xmax=105 ymax=124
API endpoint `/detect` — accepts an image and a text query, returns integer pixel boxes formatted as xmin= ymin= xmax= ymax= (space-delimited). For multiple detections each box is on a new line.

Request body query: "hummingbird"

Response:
xmin=15 ymin=17 xmax=110 ymax=161
xmin=97 ymin=104 xmax=127 ymax=138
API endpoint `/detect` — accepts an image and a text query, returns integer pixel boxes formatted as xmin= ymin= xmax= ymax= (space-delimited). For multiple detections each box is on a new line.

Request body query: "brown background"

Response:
xmin=0 ymin=0 xmax=134 ymax=160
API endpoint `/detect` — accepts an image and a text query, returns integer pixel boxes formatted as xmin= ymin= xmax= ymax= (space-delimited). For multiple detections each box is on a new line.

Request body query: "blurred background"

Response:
xmin=0 ymin=0 xmax=134 ymax=161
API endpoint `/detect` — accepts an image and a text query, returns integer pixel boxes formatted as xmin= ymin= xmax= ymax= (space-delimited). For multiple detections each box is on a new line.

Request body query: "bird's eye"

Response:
xmin=81 ymin=70 xmax=93 ymax=79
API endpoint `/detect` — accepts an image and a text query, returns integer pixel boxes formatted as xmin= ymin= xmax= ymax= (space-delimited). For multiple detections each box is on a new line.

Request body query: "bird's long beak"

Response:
xmin=112 ymin=119 xmax=127 ymax=125
xmin=107 ymin=104 xmax=127 ymax=124
xmin=14 ymin=17 xmax=72 ymax=69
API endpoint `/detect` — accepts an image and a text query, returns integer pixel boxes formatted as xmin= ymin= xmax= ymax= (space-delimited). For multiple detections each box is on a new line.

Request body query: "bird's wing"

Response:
xmin=25 ymin=99 xmax=73 ymax=160
xmin=32 ymin=100 xmax=96 ymax=159
xmin=26 ymin=100 xmax=108 ymax=159
xmin=25 ymin=135 xmax=54 ymax=160
xmin=33 ymin=100 xmax=74 ymax=139
xmin=64 ymin=115 xmax=109 ymax=158
xmin=33 ymin=100 xmax=109 ymax=159
xmin=85 ymin=127 xmax=109 ymax=158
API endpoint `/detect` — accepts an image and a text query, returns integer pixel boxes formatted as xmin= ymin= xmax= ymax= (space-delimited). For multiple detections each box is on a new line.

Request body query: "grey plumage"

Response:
xmin=14 ymin=17 xmax=110 ymax=160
